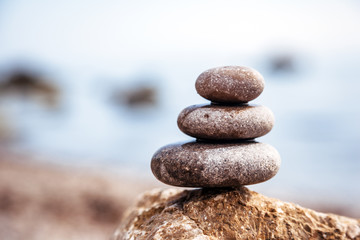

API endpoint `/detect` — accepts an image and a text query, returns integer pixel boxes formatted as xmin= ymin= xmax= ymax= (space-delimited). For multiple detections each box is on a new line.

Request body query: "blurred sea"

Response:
xmin=0 ymin=0 xmax=359 ymax=212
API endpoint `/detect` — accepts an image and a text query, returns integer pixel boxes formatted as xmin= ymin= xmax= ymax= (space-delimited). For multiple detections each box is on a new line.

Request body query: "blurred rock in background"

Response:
xmin=268 ymin=53 xmax=297 ymax=74
xmin=0 ymin=68 xmax=60 ymax=109
xmin=111 ymin=82 xmax=158 ymax=109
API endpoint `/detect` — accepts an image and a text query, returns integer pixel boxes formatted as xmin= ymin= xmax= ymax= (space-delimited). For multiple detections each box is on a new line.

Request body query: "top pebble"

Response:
xmin=195 ymin=66 xmax=265 ymax=103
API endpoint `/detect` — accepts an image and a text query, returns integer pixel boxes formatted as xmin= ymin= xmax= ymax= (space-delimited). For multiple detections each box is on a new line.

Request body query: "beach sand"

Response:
xmin=0 ymin=151 xmax=158 ymax=240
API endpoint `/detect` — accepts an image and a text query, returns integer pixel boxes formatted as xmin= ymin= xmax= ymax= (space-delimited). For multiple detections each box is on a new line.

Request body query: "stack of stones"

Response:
xmin=151 ymin=66 xmax=281 ymax=188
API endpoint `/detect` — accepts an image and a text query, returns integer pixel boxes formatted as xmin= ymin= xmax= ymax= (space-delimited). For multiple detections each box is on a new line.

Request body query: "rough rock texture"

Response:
xmin=151 ymin=141 xmax=281 ymax=187
xmin=195 ymin=66 xmax=265 ymax=103
xmin=177 ymin=104 xmax=274 ymax=140
xmin=113 ymin=187 xmax=360 ymax=240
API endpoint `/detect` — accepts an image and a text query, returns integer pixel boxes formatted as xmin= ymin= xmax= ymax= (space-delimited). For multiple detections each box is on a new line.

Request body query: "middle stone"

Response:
xmin=177 ymin=104 xmax=274 ymax=140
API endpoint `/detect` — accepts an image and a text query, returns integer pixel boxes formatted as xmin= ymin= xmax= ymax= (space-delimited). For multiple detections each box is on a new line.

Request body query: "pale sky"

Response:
xmin=0 ymin=0 xmax=359 ymax=72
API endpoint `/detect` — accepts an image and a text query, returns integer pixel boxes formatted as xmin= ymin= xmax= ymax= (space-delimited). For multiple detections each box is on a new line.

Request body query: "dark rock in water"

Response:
xmin=113 ymin=187 xmax=360 ymax=240
xmin=268 ymin=53 xmax=297 ymax=74
xmin=111 ymin=85 xmax=157 ymax=108
xmin=177 ymin=104 xmax=274 ymax=140
xmin=0 ymin=69 xmax=60 ymax=108
xmin=151 ymin=141 xmax=280 ymax=187
xmin=195 ymin=66 xmax=264 ymax=103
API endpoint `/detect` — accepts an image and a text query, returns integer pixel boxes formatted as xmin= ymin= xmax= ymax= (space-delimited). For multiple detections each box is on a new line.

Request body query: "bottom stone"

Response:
xmin=151 ymin=141 xmax=281 ymax=187
xmin=113 ymin=188 xmax=360 ymax=240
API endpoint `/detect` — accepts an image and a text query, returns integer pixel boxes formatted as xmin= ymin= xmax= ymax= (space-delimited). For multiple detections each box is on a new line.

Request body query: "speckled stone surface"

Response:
xmin=195 ymin=66 xmax=265 ymax=103
xmin=151 ymin=141 xmax=280 ymax=187
xmin=177 ymin=104 xmax=274 ymax=140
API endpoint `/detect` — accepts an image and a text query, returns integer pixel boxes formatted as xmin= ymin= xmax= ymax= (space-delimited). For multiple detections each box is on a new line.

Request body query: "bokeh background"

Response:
xmin=0 ymin=0 xmax=359 ymax=237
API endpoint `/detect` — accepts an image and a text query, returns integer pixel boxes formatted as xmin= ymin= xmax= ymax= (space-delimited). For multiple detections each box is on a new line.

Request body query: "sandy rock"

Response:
xmin=113 ymin=187 xmax=360 ymax=240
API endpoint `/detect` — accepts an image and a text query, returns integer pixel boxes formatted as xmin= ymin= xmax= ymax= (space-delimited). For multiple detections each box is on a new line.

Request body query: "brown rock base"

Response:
xmin=113 ymin=187 xmax=360 ymax=240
